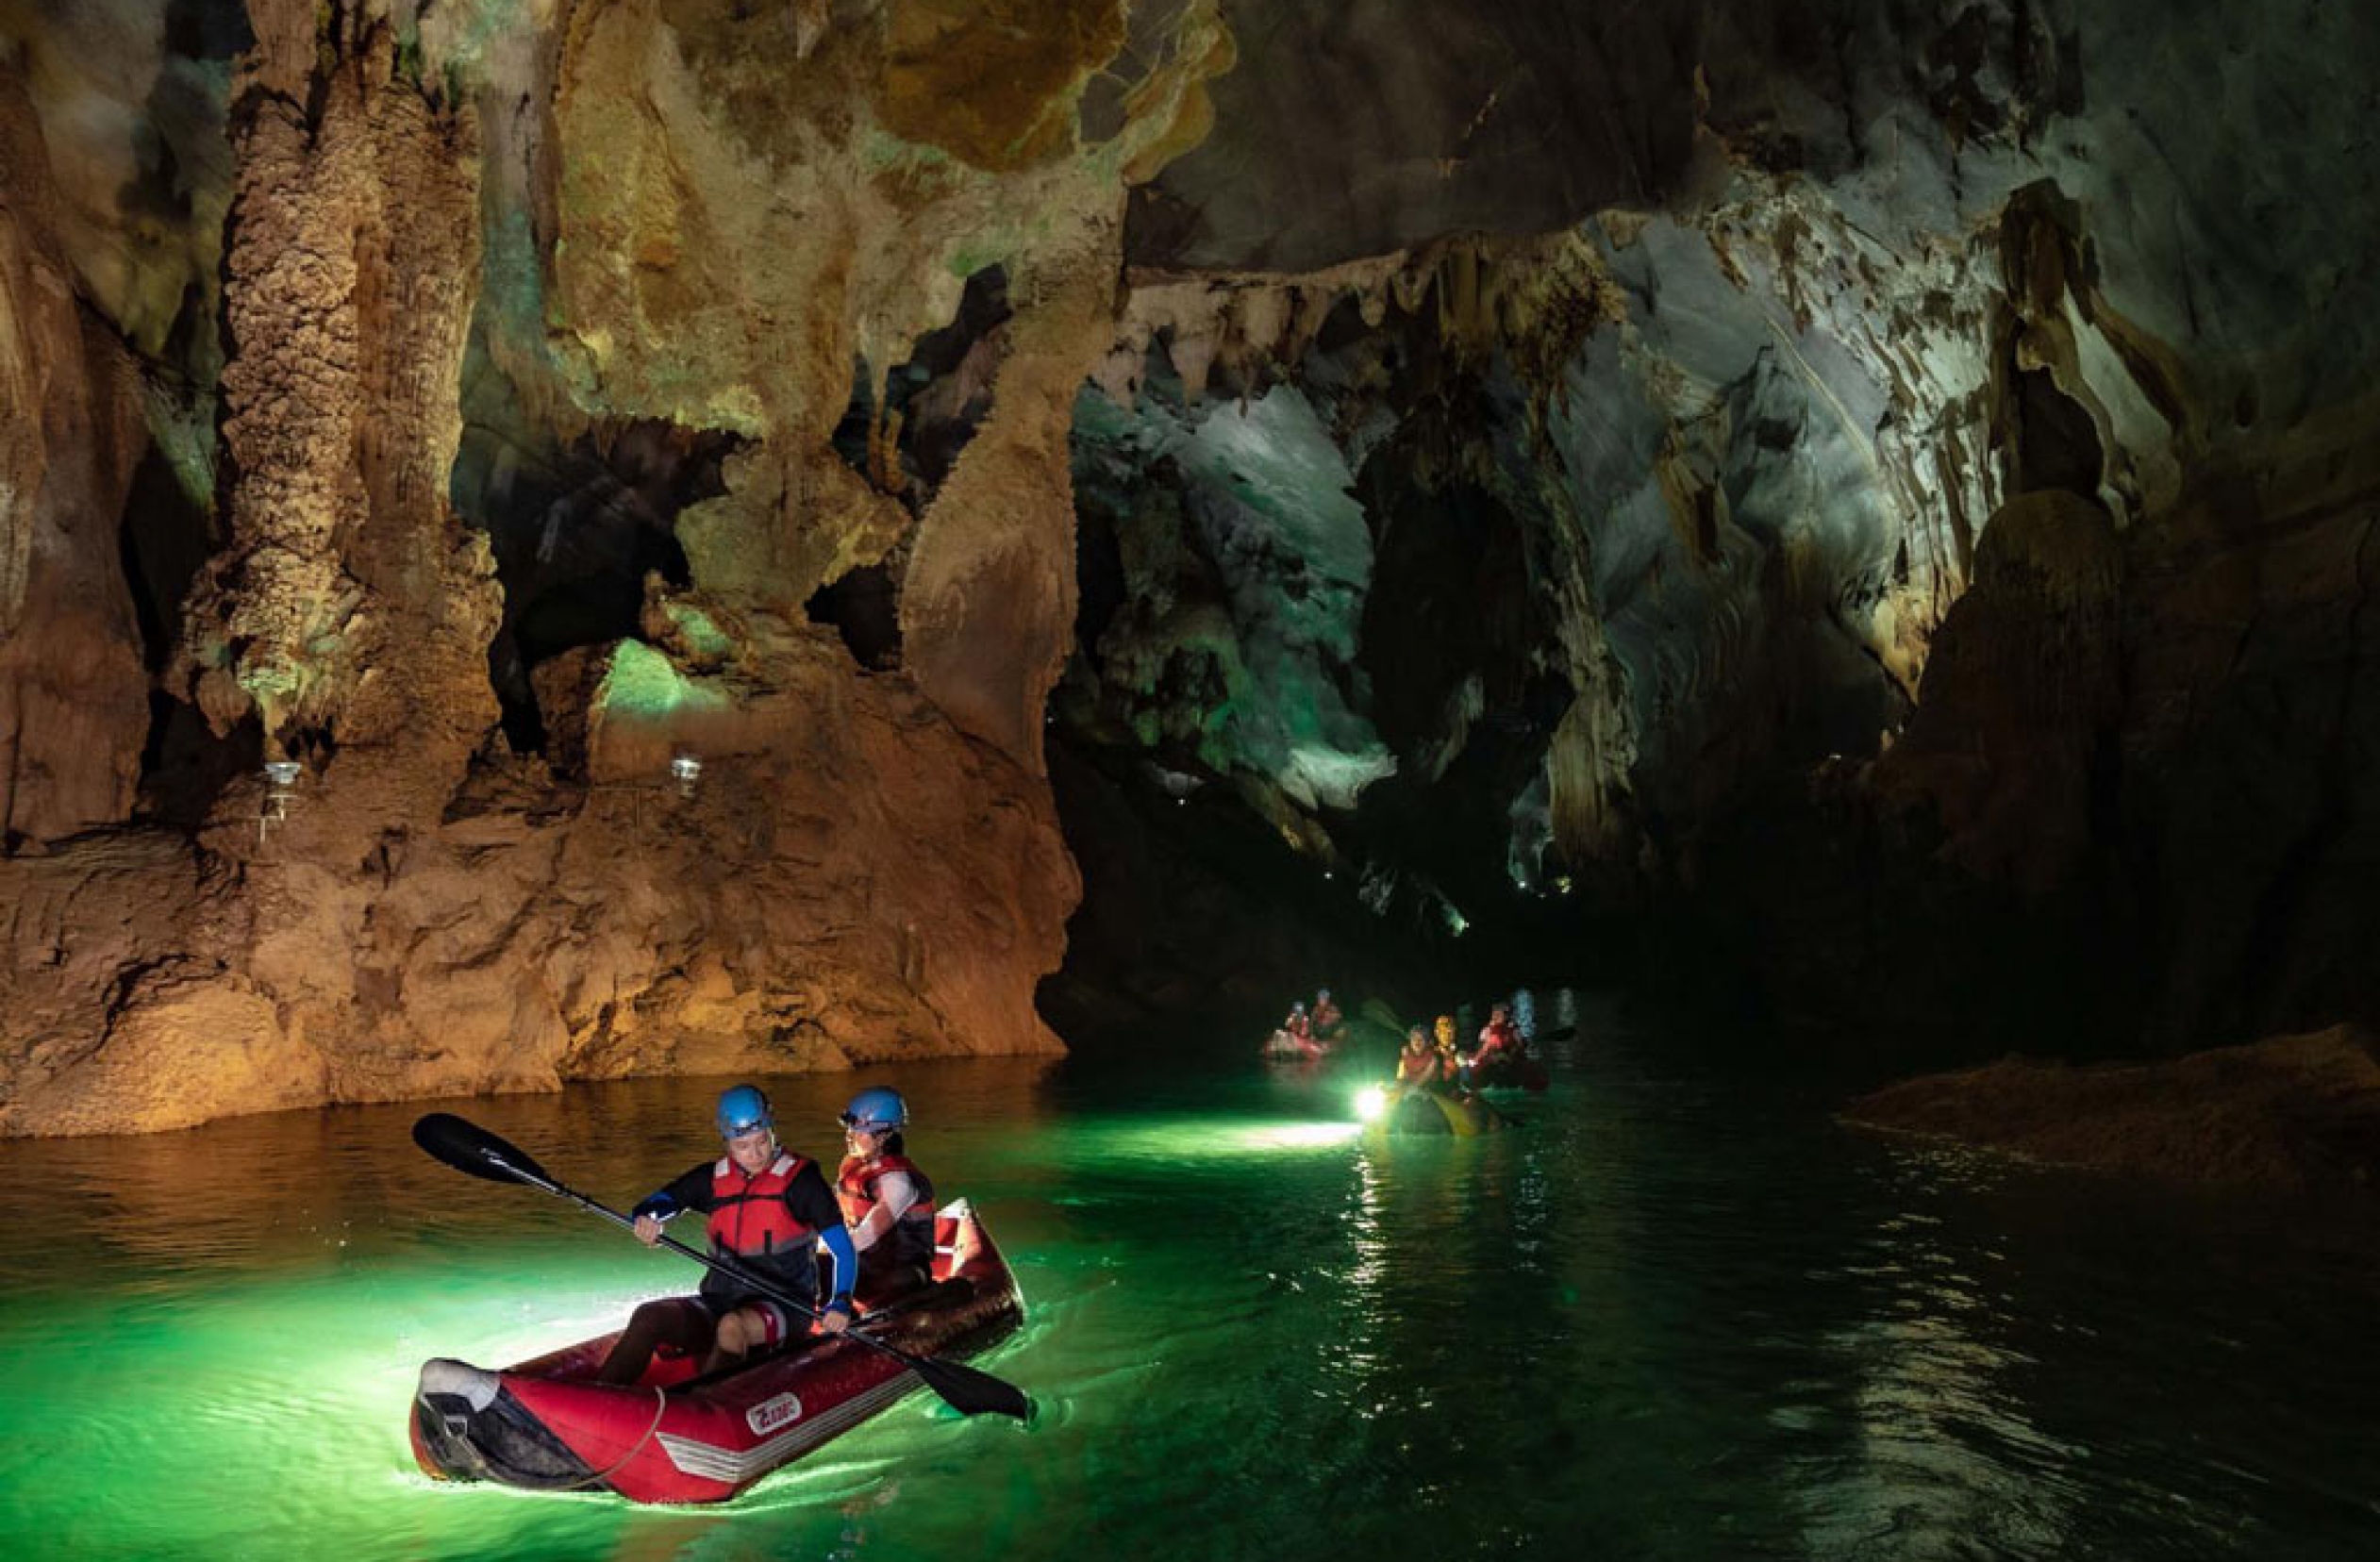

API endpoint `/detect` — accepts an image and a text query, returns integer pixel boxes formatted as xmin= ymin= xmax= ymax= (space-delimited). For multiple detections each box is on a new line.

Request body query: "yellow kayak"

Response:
xmin=1367 ymin=1086 xmax=1512 ymax=1139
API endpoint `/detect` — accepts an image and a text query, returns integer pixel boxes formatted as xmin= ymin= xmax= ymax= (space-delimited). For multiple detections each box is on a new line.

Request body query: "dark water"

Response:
xmin=2 ymin=991 xmax=2376 ymax=1559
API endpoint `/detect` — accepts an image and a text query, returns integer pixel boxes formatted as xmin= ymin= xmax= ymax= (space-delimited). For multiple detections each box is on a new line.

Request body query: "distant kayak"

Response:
xmin=1260 ymin=1029 xmax=1331 ymax=1062
xmin=410 ymin=1201 xmax=1021 ymax=1504
xmin=1370 ymin=1088 xmax=1512 ymax=1138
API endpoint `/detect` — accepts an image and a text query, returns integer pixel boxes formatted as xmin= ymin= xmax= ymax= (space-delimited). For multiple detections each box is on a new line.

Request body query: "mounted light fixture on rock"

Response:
xmin=258 ymin=759 xmax=303 ymax=842
xmin=670 ymin=752 xmax=703 ymax=798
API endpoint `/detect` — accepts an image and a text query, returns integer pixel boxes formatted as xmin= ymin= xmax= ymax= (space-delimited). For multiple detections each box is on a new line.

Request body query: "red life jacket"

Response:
xmin=836 ymin=1152 xmax=938 ymax=1270
xmin=1475 ymin=1021 xmax=1520 ymax=1061
xmin=706 ymin=1151 xmax=818 ymax=1258
xmin=836 ymin=1152 xmax=934 ymax=1223
xmin=1396 ymin=1048 xmax=1441 ymax=1085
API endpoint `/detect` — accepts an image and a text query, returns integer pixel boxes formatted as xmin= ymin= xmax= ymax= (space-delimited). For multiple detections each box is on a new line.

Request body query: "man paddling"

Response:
xmin=596 ymin=1085 xmax=857 ymax=1385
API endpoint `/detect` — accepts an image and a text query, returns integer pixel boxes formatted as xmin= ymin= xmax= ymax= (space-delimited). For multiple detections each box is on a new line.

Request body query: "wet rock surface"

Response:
xmin=1844 ymin=1026 xmax=2380 ymax=1195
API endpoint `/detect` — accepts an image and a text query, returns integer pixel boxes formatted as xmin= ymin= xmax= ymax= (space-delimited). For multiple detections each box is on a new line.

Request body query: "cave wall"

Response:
xmin=0 ymin=0 xmax=1223 ymax=1135
xmin=2 ymin=0 xmax=2375 ymax=1130
xmin=1052 ymin=0 xmax=2380 ymax=1055
xmin=0 ymin=61 xmax=150 ymax=846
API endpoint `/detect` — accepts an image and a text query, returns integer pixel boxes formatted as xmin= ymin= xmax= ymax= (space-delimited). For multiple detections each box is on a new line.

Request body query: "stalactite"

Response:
xmin=177 ymin=14 xmax=499 ymax=828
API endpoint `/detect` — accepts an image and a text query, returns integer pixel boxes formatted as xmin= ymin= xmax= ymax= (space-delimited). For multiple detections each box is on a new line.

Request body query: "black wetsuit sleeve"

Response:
xmin=633 ymin=1161 xmax=717 ymax=1221
xmin=782 ymin=1160 xmax=844 ymax=1241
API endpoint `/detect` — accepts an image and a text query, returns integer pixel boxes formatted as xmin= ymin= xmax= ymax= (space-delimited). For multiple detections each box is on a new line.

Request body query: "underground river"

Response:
xmin=3 ymin=993 xmax=2376 ymax=1559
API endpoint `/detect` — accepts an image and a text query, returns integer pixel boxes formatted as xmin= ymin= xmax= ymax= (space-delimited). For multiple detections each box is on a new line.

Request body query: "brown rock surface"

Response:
xmin=901 ymin=239 xmax=1116 ymax=772
xmin=0 ymin=831 xmax=241 ymax=1135
xmin=176 ymin=14 xmax=502 ymax=837
xmin=541 ymin=0 xmax=1226 ymax=771
xmin=1 ymin=1 xmax=1221 ymax=1136
xmin=1843 ymin=1026 xmax=2380 ymax=1195
xmin=1 ymin=622 xmax=1072 ymax=1137
xmin=8 ymin=0 xmax=2375 ymax=1135
xmin=0 ymin=65 xmax=149 ymax=845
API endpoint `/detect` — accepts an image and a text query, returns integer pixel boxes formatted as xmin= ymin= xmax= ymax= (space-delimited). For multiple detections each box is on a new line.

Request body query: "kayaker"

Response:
xmin=595 ymin=1085 xmax=857 ymax=1385
xmin=1394 ymin=1024 xmax=1449 ymax=1089
xmin=834 ymin=1087 xmax=938 ymax=1306
xmin=1433 ymin=1013 xmax=1465 ymax=1074
xmin=1311 ymin=988 xmax=1345 ymax=1040
xmin=1468 ymin=1004 xmax=1523 ymax=1075
xmin=1281 ymin=1000 xmax=1313 ymax=1040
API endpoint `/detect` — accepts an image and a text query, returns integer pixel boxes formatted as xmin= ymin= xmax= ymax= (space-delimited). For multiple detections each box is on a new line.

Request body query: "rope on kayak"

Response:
xmin=562 ymin=1385 xmax=669 ymax=1493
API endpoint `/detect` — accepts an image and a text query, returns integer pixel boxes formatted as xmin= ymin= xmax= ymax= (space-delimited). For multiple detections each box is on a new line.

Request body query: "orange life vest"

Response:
xmin=706 ymin=1151 xmax=819 ymax=1259
xmin=837 ymin=1152 xmax=938 ymax=1270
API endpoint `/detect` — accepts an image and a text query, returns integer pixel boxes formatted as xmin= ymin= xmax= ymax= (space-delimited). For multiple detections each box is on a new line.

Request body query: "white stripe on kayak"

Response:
xmin=656 ymin=1371 xmax=919 ymax=1485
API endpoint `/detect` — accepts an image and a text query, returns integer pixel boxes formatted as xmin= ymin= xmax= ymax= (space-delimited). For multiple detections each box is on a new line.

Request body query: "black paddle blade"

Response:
xmin=412 ymin=1112 xmax=558 ymax=1188
xmin=907 ymin=1354 xmax=1034 ymax=1421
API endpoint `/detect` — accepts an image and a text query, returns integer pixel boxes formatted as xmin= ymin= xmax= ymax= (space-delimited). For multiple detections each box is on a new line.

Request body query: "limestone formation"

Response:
xmin=2 ymin=0 xmax=2377 ymax=1132
xmin=1869 ymin=489 xmax=2123 ymax=893
xmin=1055 ymin=0 xmax=2380 ymax=1047
xmin=0 ymin=0 xmax=1219 ymax=1135
xmin=0 ymin=66 xmax=149 ymax=845
xmin=178 ymin=8 xmax=501 ymax=832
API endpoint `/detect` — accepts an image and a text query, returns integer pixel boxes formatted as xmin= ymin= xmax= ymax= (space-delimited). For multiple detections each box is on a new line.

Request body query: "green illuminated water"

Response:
xmin=4 ymin=994 xmax=2377 ymax=1559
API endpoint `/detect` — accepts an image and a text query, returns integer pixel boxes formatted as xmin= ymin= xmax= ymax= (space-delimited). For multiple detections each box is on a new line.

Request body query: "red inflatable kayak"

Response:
xmin=1260 ymin=1029 xmax=1329 ymax=1061
xmin=410 ymin=1200 xmax=1021 ymax=1504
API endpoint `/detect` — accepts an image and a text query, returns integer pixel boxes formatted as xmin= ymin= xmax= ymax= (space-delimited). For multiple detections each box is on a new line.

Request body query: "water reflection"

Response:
xmin=7 ymin=1058 xmax=1067 ymax=1288
xmin=1795 ymin=1143 xmax=2079 ymax=1559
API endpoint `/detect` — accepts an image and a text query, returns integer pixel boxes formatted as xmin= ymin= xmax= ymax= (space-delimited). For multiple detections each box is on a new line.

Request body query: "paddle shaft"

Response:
xmin=511 ymin=1166 xmax=857 ymax=1323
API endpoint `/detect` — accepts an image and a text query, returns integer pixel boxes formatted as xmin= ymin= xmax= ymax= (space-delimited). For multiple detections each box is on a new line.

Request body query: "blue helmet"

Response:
xmin=840 ymin=1087 xmax=909 ymax=1134
xmin=716 ymin=1085 xmax=773 ymax=1138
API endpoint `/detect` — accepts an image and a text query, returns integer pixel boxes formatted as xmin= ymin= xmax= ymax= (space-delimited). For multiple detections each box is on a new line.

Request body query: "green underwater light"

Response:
xmin=1234 ymin=1122 xmax=1362 ymax=1151
xmin=1073 ymin=1118 xmax=1363 ymax=1163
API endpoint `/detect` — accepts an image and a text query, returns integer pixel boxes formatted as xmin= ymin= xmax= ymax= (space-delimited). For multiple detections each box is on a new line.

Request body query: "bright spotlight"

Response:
xmin=1354 ymin=1087 xmax=1388 ymax=1122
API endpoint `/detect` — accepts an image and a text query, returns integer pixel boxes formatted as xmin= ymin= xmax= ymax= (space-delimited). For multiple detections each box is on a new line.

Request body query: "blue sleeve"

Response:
xmin=782 ymin=1161 xmax=854 ymax=1303
xmin=817 ymin=1222 xmax=857 ymax=1304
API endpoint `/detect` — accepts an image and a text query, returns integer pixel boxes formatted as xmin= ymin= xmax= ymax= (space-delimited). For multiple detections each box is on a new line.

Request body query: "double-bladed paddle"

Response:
xmin=410 ymin=1110 xmax=1032 ymax=1421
